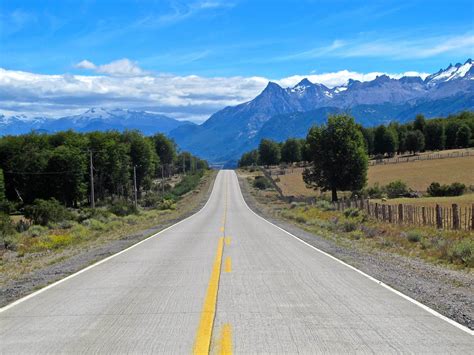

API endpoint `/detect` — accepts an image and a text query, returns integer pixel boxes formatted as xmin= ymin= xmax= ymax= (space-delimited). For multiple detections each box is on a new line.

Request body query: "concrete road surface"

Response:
xmin=1 ymin=170 xmax=473 ymax=354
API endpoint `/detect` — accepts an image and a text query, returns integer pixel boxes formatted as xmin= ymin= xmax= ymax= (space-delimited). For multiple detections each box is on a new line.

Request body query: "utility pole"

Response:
xmin=161 ymin=164 xmax=165 ymax=195
xmin=133 ymin=165 xmax=138 ymax=207
xmin=89 ymin=150 xmax=95 ymax=208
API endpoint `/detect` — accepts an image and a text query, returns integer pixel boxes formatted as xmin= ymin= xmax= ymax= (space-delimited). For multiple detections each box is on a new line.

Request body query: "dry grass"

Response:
xmin=272 ymin=155 xmax=474 ymax=197
xmin=368 ymin=155 xmax=474 ymax=191
xmin=371 ymin=194 xmax=474 ymax=208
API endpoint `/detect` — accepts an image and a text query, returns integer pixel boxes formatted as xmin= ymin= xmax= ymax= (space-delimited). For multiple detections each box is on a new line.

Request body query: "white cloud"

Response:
xmin=279 ymin=32 xmax=474 ymax=61
xmin=0 ymin=64 xmax=429 ymax=122
xmin=75 ymin=59 xmax=96 ymax=70
xmin=74 ymin=58 xmax=145 ymax=76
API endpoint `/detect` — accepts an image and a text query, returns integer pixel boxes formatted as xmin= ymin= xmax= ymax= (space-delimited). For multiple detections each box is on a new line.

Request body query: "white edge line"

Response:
xmin=233 ymin=171 xmax=474 ymax=336
xmin=0 ymin=171 xmax=220 ymax=313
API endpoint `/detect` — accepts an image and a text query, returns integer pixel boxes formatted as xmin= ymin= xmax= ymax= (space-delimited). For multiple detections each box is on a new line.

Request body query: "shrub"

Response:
xmin=76 ymin=208 xmax=111 ymax=223
xmin=159 ymin=199 xmax=176 ymax=210
xmin=405 ymin=231 xmax=422 ymax=243
xmin=315 ymin=199 xmax=335 ymax=211
xmin=253 ymin=176 xmax=272 ymax=190
xmin=427 ymin=182 xmax=466 ymax=197
xmin=360 ymin=225 xmax=378 ymax=238
xmin=0 ymin=213 xmax=16 ymax=249
xmin=24 ymin=199 xmax=72 ymax=226
xmin=343 ymin=208 xmax=360 ymax=218
xmin=142 ymin=193 xmax=162 ymax=208
xmin=448 ymin=239 xmax=474 ymax=267
xmin=365 ymin=183 xmax=384 ymax=199
xmin=108 ymin=200 xmax=138 ymax=216
xmin=384 ymin=180 xmax=409 ymax=198
xmin=341 ymin=220 xmax=358 ymax=232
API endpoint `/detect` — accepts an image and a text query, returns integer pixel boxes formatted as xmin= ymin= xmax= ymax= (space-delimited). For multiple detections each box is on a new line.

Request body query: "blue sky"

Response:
xmin=0 ymin=0 xmax=473 ymax=120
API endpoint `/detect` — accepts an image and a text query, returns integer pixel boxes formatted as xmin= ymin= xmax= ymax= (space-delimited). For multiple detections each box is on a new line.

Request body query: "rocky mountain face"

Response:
xmin=169 ymin=59 xmax=474 ymax=165
xmin=0 ymin=108 xmax=194 ymax=136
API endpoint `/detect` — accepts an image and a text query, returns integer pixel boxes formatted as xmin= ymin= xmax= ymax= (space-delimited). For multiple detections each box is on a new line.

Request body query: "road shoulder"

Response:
xmin=237 ymin=171 xmax=474 ymax=330
xmin=0 ymin=171 xmax=217 ymax=307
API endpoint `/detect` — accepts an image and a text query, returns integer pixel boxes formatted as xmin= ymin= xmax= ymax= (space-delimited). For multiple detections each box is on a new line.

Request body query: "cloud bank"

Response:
xmin=1 ymin=59 xmax=428 ymax=122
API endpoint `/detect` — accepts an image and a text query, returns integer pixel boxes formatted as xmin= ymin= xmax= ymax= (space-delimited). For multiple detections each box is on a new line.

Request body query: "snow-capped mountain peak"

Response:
xmin=426 ymin=59 xmax=473 ymax=84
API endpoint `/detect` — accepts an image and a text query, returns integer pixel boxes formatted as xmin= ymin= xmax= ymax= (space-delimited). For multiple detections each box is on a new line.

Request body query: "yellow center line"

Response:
xmin=193 ymin=237 xmax=225 ymax=355
xmin=218 ymin=324 xmax=233 ymax=355
xmin=225 ymin=237 xmax=231 ymax=246
xmin=224 ymin=256 xmax=232 ymax=273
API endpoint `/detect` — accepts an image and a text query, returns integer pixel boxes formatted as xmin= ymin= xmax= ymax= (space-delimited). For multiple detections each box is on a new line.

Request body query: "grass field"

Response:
xmin=273 ymin=155 xmax=474 ymax=198
xmin=371 ymin=194 xmax=474 ymax=208
xmin=368 ymin=155 xmax=474 ymax=191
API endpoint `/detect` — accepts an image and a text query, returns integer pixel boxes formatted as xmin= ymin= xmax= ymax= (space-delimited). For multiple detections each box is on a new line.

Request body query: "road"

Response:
xmin=1 ymin=170 xmax=473 ymax=353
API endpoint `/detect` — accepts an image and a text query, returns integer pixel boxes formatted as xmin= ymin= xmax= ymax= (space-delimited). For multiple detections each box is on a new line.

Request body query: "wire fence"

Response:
xmin=333 ymin=198 xmax=474 ymax=231
xmin=368 ymin=149 xmax=474 ymax=166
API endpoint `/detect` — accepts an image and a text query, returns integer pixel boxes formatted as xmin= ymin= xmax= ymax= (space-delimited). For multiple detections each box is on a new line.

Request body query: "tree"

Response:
xmin=405 ymin=130 xmax=425 ymax=154
xmin=360 ymin=127 xmax=374 ymax=155
xmin=281 ymin=138 xmax=302 ymax=163
xmin=258 ymin=139 xmax=281 ymax=165
xmin=238 ymin=149 xmax=259 ymax=167
xmin=424 ymin=121 xmax=445 ymax=150
xmin=299 ymin=139 xmax=311 ymax=162
xmin=456 ymin=124 xmax=471 ymax=148
xmin=303 ymin=114 xmax=368 ymax=201
xmin=445 ymin=121 xmax=461 ymax=149
xmin=151 ymin=133 xmax=176 ymax=166
xmin=413 ymin=114 xmax=426 ymax=132
xmin=373 ymin=125 xmax=398 ymax=156
xmin=0 ymin=169 xmax=5 ymax=203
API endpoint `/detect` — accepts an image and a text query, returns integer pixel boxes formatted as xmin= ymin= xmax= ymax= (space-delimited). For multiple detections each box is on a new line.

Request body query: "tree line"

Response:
xmin=239 ymin=111 xmax=473 ymax=201
xmin=0 ymin=130 xmax=208 ymax=210
xmin=239 ymin=111 xmax=474 ymax=167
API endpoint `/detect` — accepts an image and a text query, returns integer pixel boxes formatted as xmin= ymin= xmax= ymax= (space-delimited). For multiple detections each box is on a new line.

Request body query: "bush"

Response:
xmin=448 ymin=239 xmax=474 ymax=267
xmin=384 ymin=180 xmax=409 ymax=198
xmin=405 ymin=231 xmax=422 ymax=243
xmin=364 ymin=183 xmax=384 ymax=199
xmin=315 ymin=199 xmax=335 ymax=211
xmin=253 ymin=176 xmax=272 ymax=190
xmin=427 ymin=182 xmax=466 ymax=197
xmin=24 ymin=199 xmax=72 ymax=226
xmin=108 ymin=200 xmax=138 ymax=216
xmin=76 ymin=208 xmax=111 ymax=223
xmin=159 ymin=199 xmax=176 ymax=210
xmin=343 ymin=208 xmax=360 ymax=218
xmin=341 ymin=220 xmax=358 ymax=232
xmin=0 ymin=213 xmax=16 ymax=249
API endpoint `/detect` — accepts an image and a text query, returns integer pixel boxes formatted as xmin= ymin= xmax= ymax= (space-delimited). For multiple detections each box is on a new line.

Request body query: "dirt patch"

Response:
xmin=0 ymin=171 xmax=217 ymax=307
xmin=237 ymin=171 xmax=474 ymax=330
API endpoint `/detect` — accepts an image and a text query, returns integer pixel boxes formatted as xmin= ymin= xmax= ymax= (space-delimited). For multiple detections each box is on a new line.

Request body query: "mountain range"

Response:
xmin=0 ymin=108 xmax=194 ymax=136
xmin=169 ymin=59 xmax=474 ymax=165
xmin=1 ymin=59 xmax=473 ymax=166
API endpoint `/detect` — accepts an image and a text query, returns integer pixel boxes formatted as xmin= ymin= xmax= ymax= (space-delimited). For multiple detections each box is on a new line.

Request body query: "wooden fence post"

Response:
xmin=388 ymin=205 xmax=393 ymax=223
xmin=381 ymin=204 xmax=386 ymax=221
xmin=375 ymin=203 xmax=379 ymax=220
xmin=422 ymin=207 xmax=426 ymax=226
xmin=436 ymin=204 xmax=443 ymax=229
xmin=471 ymin=204 xmax=474 ymax=231
xmin=398 ymin=204 xmax=403 ymax=224
xmin=367 ymin=200 xmax=370 ymax=215
xmin=452 ymin=204 xmax=460 ymax=230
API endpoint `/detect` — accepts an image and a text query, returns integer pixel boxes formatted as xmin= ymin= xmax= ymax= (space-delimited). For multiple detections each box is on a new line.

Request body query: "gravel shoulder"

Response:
xmin=0 ymin=171 xmax=217 ymax=307
xmin=237 ymin=172 xmax=474 ymax=330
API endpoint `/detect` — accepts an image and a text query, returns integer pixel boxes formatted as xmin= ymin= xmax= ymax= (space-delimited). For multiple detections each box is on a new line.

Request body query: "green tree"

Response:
xmin=0 ymin=168 xmax=5 ymax=203
xmin=445 ymin=121 xmax=461 ymax=149
xmin=456 ymin=124 xmax=471 ymax=148
xmin=303 ymin=114 xmax=368 ymax=201
xmin=373 ymin=125 xmax=398 ymax=156
xmin=238 ymin=149 xmax=259 ymax=167
xmin=258 ymin=139 xmax=281 ymax=166
xmin=413 ymin=114 xmax=426 ymax=132
xmin=299 ymin=139 xmax=311 ymax=162
xmin=45 ymin=146 xmax=86 ymax=207
xmin=424 ymin=121 xmax=445 ymax=150
xmin=281 ymin=138 xmax=302 ymax=163
xmin=405 ymin=130 xmax=425 ymax=154
xmin=151 ymin=133 xmax=176 ymax=165
xmin=360 ymin=127 xmax=375 ymax=155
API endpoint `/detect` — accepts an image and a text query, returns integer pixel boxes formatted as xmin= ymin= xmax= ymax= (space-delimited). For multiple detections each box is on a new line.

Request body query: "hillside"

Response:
xmin=170 ymin=59 xmax=474 ymax=164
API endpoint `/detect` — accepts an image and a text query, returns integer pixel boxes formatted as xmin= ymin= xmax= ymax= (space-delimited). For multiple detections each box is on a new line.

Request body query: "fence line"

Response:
xmin=368 ymin=149 xmax=473 ymax=166
xmin=333 ymin=198 xmax=474 ymax=231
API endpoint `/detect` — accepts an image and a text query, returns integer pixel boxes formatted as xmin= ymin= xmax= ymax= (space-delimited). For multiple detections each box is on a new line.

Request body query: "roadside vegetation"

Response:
xmin=0 ymin=130 xmax=212 ymax=284
xmin=238 ymin=111 xmax=473 ymax=269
